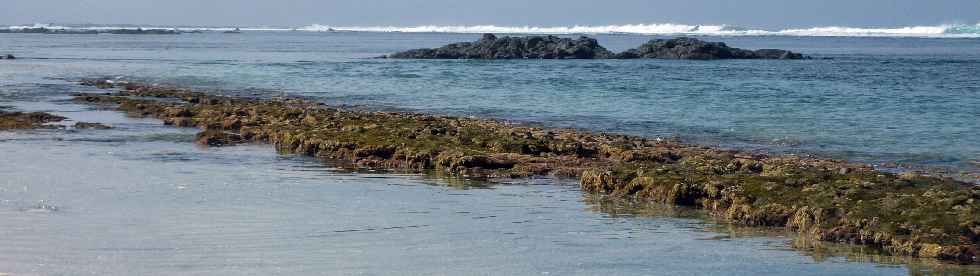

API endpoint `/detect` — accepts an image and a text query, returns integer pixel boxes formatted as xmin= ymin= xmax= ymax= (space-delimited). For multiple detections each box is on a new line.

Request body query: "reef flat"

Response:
xmin=73 ymin=80 xmax=978 ymax=265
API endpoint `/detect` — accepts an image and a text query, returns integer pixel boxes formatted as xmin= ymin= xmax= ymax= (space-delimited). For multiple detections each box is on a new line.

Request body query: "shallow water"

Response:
xmin=1 ymin=32 xmax=979 ymax=175
xmin=2 ymin=32 xmax=980 ymax=275
xmin=2 ymin=97 xmax=968 ymax=275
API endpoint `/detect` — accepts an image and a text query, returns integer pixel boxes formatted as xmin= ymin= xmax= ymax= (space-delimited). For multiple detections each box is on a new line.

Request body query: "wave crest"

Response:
xmin=6 ymin=22 xmax=980 ymax=37
xmin=300 ymin=23 xmax=980 ymax=37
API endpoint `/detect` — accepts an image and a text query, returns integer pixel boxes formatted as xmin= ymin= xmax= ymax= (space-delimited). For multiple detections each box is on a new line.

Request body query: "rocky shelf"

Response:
xmin=73 ymin=79 xmax=977 ymax=265
xmin=385 ymin=34 xmax=806 ymax=60
xmin=0 ymin=110 xmax=65 ymax=129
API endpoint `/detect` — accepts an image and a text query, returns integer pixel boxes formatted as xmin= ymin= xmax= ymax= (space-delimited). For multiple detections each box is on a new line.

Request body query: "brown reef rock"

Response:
xmin=0 ymin=111 xmax=66 ymax=129
xmin=74 ymin=81 xmax=977 ymax=265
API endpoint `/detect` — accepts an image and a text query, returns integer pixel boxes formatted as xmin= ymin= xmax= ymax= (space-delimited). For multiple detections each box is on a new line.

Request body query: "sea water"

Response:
xmin=2 ymin=32 xmax=978 ymax=175
xmin=1 ymin=31 xmax=979 ymax=275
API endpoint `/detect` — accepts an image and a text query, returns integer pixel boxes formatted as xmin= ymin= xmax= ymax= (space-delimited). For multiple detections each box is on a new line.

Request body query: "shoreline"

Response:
xmin=63 ymin=79 xmax=979 ymax=265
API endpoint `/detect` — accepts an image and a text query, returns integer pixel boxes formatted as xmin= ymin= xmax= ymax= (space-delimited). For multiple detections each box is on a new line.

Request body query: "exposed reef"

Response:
xmin=386 ymin=34 xmax=805 ymax=60
xmin=386 ymin=34 xmax=614 ymax=59
xmin=614 ymin=37 xmax=804 ymax=60
xmin=75 ymin=80 xmax=977 ymax=265
xmin=0 ymin=111 xmax=65 ymax=129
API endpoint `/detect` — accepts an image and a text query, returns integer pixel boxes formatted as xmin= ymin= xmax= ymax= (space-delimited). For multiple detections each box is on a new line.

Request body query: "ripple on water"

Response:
xmin=18 ymin=200 xmax=61 ymax=213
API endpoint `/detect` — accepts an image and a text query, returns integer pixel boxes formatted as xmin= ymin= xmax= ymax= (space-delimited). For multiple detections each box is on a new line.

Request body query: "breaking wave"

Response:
xmin=299 ymin=23 xmax=980 ymax=37
xmin=297 ymin=23 xmax=767 ymax=35
xmin=6 ymin=23 xmax=980 ymax=37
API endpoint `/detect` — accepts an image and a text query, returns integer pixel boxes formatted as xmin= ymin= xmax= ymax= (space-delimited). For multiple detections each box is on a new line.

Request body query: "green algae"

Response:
xmin=0 ymin=111 xmax=66 ymax=129
xmin=73 ymin=80 xmax=980 ymax=265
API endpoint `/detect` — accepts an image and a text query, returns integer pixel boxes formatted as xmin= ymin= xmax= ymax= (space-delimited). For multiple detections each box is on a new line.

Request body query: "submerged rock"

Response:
xmin=386 ymin=33 xmax=615 ymax=59
xmin=615 ymin=37 xmax=805 ymax=60
xmin=80 ymin=78 xmax=116 ymax=89
xmin=74 ymin=122 xmax=113 ymax=129
xmin=106 ymin=28 xmax=180 ymax=35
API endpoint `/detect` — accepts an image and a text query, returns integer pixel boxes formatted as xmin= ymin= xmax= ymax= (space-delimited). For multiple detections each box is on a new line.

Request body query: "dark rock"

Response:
xmin=194 ymin=129 xmax=245 ymax=147
xmin=79 ymin=79 xmax=115 ymax=89
xmin=615 ymin=37 xmax=805 ymax=60
xmin=386 ymin=33 xmax=614 ymax=59
xmin=74 ymin=122 xmax=113 ymax=129
xmin=753 ymin=49 xmax=805 ymax=59
xmin=107 ymin=28 xmax=180 ymax=35
xmin=3 ymin=54 xmax=14 ymax=60
xmin=387 ymin=35 xmax=805 ymax=60
xmin=0 ymin=111 xmax=66 ymax=129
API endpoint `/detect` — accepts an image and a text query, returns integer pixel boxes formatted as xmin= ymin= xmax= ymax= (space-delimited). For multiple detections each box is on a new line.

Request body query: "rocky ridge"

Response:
xmin=386 ymin=34 xmax=805 ymax=60
xmin=73 ymin=80 xmax=977 ymax=265
xmin=387 ymin=33 xmax=614 ymax=59
xmin=0 ymin=111 xmax=65 ymax=129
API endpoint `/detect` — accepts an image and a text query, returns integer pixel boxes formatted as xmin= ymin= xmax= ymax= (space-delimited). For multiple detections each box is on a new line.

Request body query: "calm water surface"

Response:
xmin=1 ymin=32 xmax=979 ymax=275
xmin=0 ymin=96 xmax=947 ymax=275
xmin=1 ymin=32 xmax=979 ymax=173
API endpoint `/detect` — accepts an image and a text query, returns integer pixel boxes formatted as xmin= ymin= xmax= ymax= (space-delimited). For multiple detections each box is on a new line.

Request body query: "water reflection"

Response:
xmin=582 ymin=195 xmax=980 ymax=275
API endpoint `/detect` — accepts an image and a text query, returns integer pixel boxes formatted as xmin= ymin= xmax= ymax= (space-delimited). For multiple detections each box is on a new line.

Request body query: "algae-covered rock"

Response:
xmin=194 ymin=129 xmax=245 ymax=147
xmin=70 ymin=81 xmax=979 ymax=265
xmin=0 ymin=111 xmax=66 ymax=129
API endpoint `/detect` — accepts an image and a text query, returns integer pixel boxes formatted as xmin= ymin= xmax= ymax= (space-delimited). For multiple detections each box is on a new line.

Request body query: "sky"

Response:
xmin=3 ymin=0 xmax=979 ymax=29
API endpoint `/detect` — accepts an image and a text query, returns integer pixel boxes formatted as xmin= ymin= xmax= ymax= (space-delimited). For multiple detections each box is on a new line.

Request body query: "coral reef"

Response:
xmin=74 ymin=80 xmax=978 ymax=264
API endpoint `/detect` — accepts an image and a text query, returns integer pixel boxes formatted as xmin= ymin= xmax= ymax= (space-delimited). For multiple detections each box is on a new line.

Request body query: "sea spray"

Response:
xmin=6 ymin=22 xmax=980 ymax=37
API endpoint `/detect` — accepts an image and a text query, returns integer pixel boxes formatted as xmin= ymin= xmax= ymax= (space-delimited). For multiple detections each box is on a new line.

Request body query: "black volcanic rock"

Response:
xmin=106 ymin=28 xmax=179 ymax=35
xmin=386 ymin=33 xmax=615 ymax=59
xmin=387 ymin=34 xmax=805 ymax=60
xmin=615 ymin=37 xmax=804 ymax=60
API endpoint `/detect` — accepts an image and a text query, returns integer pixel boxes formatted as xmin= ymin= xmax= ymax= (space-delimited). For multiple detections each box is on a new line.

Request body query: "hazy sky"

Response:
xmin=3 ymin=0 xmax=979 ymax=28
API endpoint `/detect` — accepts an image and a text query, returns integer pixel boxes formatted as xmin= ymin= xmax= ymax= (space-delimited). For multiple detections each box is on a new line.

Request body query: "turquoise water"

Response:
xmin=0 ymin=96 xmax=961 ymax=275
xmin=2 ymin=32 xmax=980 ymax=275
xmin=2 ymin=32 xmax=978 ymax=176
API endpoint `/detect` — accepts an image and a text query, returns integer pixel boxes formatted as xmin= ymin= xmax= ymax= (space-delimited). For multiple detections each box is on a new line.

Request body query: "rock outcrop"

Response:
xmin=194 ymin=129 xmax=246 ymax=147
xmin=0 ymin=111 xmax=65 ymax=129
xmin=74 ymin=122 xmax=113 ymax=129
xmin=387 ymin=35 xmax=806 ymax=60
xmin=615 ymin=37 xmax=804 ymax=60
xmin=386 ymin=33 xmax=614 ymax=59
xmin=1 ymin=54 xmax=14 ymax=60
xmin=74 ymin=81 xmax=977 ymax=265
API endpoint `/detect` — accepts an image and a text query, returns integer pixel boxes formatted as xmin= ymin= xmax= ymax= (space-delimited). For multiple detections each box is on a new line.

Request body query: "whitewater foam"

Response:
xmin=5 ymin=23 xmax=980 ymax=37
xmin=299 ymin=23 xmax=980 ymax=37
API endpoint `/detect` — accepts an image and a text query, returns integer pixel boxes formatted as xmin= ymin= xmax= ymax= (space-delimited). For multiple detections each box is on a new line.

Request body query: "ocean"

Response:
xmin=1 ymin=29 xmax=979 ymax=274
